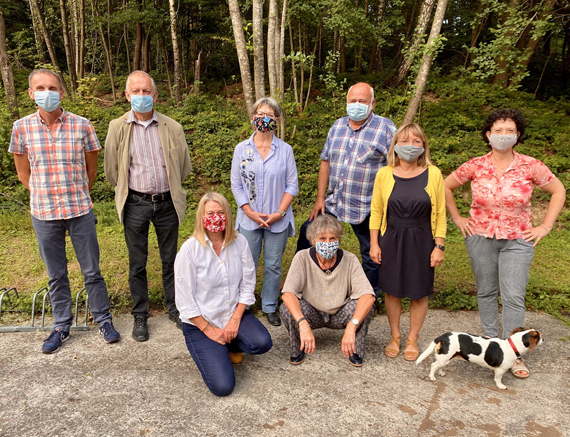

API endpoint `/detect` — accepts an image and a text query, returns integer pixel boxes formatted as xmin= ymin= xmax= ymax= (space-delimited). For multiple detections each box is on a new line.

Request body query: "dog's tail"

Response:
xmin=415 ymin=341 xmax=437 ymax=366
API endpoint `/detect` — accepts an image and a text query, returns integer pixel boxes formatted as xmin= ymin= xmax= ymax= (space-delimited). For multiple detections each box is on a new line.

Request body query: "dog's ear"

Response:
xmin=522 ymin=331 xmax=542 ymax=350
xmin=509 ymin=327 xmax=525 ymax=336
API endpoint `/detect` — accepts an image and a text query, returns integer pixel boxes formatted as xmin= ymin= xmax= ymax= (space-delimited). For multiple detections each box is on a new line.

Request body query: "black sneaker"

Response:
xmin=99 ymin=321 xmax=121 ymax=343
xmin=42 ymin=328 xmax=70 ymax=354
xmin=289 ymin=351 xmax=305 ymax=365
xmin=349 ymin=353 xmax=363 ymax=367
xmin=132 ymin=316 xmax=149 ymax=342
xmin=264 ymin=312 xmax=281 ymax=326
xmin=168 ymin=310 xmax=182 ymax=330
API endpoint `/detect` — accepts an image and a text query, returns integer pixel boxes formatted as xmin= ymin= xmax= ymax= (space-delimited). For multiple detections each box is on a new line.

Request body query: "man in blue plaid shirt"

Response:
xmin=296 ymin=82 xmax=396 ymax=298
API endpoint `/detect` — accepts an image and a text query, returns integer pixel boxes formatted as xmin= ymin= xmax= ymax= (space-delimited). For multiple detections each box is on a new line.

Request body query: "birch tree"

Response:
xmin=403 ymin=0 xmax=449 ymax=124
xmin=252 ymin=0 xmax=265 ymax=100
xmin=59 ymin=0 xmax=77 ymax=94
xmin=0 ymin=8 xmax=18 ymax=119
xmin=169 ymin=0 xmax=182 ymax=103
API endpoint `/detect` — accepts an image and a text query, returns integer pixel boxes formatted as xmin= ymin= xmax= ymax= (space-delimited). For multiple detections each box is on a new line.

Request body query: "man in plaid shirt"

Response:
xmin=296 ymin=82 xmax=396 ymax=298
xmin=9 ymin=69 xmax=120 ymax=353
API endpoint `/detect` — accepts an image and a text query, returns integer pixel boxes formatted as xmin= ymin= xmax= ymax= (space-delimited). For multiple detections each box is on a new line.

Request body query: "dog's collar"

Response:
xmin=508 ymin=338 xmax=521 ymax=358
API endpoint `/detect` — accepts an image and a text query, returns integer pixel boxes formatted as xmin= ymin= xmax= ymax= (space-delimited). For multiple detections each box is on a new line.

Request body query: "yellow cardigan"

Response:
xmin=370 ymin=165 xmax=446 ymax=239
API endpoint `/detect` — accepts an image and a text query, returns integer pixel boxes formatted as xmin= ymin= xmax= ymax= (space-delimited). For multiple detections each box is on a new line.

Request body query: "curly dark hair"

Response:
xmin=481 ymin=109 xmax=526 ymax=147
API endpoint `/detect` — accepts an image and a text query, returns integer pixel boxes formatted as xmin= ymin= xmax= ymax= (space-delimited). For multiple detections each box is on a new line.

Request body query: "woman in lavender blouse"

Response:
xmin=231 ymin=97 xmax=299 ymax=327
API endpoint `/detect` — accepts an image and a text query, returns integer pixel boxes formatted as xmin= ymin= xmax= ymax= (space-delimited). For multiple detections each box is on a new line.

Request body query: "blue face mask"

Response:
xmin=315 ymin=241 xmax=340 ymax=260
xmin=34 ymin=90 xmax=61 ymax=112
xmin=130 ymin=95 xmax=154 ymax=113
xmin=346 ymin=102 xmax=371 ymax=122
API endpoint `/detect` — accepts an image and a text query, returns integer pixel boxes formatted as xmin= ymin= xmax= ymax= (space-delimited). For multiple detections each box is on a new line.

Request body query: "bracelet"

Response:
xmin=541 ymin=223 xmax=551 ymax=234
xmin=277 ymin=208 xmax=286 ymax=217
xmin=200 ymin=322 xmax=209 ymax=332
xmin=300 ymin=325 xmax=310 ymax=332
xmin=297 ymin=317 xmax=307 ymax=325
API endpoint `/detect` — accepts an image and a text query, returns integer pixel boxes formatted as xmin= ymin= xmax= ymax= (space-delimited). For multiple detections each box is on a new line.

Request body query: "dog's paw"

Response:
xmin=496 ymin=384 xmax=507 ymax=390
xmin=438 ymin=370 xmax=446 ymax=377
xmin=428 ymin=375 xmax=437 ymax=381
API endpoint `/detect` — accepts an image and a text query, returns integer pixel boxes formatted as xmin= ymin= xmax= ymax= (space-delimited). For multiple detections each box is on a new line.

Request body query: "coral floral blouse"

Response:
xmin=452 ymin=151 xmax=555 ymax=240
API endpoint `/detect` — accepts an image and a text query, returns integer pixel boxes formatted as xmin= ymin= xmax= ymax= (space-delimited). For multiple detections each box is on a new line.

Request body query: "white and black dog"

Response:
xmin=416 ymin=327 xmax=543 ymax=389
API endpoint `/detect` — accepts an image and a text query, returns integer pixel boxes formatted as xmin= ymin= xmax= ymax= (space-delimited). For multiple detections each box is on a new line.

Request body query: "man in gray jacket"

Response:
xmin=105 ymin=71 xmax=191 ymax=342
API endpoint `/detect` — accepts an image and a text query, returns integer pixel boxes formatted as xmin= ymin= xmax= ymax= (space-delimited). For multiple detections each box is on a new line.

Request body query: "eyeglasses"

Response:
xmin=396 ymin=139 xmax=423 ymax=146
xmin=255 ymin=111 xmax=277 ymax=119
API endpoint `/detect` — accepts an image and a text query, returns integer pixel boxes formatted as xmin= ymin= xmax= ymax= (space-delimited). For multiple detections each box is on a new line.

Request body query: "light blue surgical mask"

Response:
xmin=346 ymin=102 xmax=371 ymax=122
xmin=33 ymin=90 xmax=61 ymax=112
xmin=394 ymin=144 xmax=425 ymax=162
xmin=130 ymin=94 xmax=154 ymax=113
xmin=315 ymin=241 xmax=339 ymax=260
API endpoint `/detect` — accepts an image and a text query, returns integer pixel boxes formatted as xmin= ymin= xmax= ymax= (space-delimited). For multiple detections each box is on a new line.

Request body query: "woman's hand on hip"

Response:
xmin=222 ymin=317 xmax=241 ymax=343
xmin=370 ymin=245 xmax=382 ymax=265
xmin=430 ymin=247 xmax=445 ymax=267
xmin=203 ymin=325 xmax=227 ymax=345
xmin=452 ymin=216 xmax=473 ymax=237
xmin=522 ymin=225 xmax=550 ymax=247
xmin=341 ymin=326 xmax=357 ymax=357
xmin=299 ymin=324 xmax=316 ymax=354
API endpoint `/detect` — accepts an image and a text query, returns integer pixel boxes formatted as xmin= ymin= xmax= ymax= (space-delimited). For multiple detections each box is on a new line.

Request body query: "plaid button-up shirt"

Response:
xmin=321 ymin=113 xmax=396 ymax=224
xmin=9 ymin=110 xmax=101 ymax=220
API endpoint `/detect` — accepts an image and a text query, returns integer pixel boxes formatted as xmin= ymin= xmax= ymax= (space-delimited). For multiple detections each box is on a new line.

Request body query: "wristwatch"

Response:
xmin=277 ymin=208 xmax=286 ymax=218
xmin=435 ymin=244 xmax=445 ymax=251
xmin=351 ymin=318 xmax=360 ymax=327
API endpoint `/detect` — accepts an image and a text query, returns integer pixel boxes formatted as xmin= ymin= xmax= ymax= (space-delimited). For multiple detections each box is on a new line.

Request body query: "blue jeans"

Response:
xmin=465 ymin=235 xmax=535 ymax=339
xmin=123 ymin=192 xmax=179 ymax=317
xmin=238 ymin=226 xmax=290 ymax=313
xmin=296 ymin=211 xmax=380 ymax=298
xmin=31 ymin=210 xmax=112 ymax=330
xmin=182 ymin=310 xmax=272 ymax=397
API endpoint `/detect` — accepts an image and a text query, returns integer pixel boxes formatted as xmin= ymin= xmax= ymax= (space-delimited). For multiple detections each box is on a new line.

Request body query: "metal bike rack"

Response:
xmin=0 ymin=286 xmax=90 ymax=333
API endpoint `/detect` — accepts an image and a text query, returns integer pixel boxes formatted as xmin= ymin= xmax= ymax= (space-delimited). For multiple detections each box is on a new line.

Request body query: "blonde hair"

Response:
xmin=193 ymin=192 xmax=238 ymax=247
xmin=387 ymin=123 xmax=433 ymax=168
xmin=306 ymin=214 xmax=345 ymax=244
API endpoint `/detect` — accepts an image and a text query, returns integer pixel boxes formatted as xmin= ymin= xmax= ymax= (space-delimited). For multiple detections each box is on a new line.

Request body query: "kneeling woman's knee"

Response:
xmin=253 ymin=331 xmax=273 ymax=355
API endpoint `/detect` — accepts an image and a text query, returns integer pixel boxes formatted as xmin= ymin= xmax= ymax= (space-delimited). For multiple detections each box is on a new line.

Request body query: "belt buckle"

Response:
xmin=151 ymin=193 xmax=162 ymax=202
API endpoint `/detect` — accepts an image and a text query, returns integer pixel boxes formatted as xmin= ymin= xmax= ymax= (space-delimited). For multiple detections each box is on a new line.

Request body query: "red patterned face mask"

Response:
xmin=203 ymin=214 xmax=226 ymax=233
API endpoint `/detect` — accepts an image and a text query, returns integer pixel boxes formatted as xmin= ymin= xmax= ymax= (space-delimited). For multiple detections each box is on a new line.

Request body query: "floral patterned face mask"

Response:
xmin=315 ymin=241 xmax=339 ymax=260
xmin=203 ymin=214 xmax=226 ymax=233
xmin=253 ymin=115 xmax=277 ymax=133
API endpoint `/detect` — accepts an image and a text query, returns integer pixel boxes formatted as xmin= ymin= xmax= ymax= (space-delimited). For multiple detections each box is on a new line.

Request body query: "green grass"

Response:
xmin=1 ymin=203 xmax=569 ymax=326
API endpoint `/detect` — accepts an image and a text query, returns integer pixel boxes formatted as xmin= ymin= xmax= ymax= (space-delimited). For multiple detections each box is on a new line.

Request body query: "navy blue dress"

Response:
xmin=378 ymin=170 xmax=434 ymax=299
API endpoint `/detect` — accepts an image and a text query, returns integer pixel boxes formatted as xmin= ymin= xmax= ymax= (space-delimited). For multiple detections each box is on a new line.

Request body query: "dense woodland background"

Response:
xmin=0 ymin=0 xmax=569 ymax=319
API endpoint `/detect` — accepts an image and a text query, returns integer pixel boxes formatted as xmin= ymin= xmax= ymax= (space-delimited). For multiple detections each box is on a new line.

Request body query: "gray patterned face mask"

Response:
xmin=315 ymin=241 xmax=339 ymax=259
xmin=489 ymin=134 xmax=517 ymax=151
xmin=394 ymin=144 xmax=425 ymax=162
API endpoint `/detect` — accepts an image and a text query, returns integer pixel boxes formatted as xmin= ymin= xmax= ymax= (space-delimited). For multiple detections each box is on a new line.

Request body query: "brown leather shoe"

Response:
xmin=229 ymin=352 xmax=243 ymax=364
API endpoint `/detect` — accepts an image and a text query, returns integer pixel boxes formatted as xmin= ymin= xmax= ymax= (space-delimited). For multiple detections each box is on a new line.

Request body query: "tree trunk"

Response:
xmin=78 ymin=0 xmax=85 ymax=79
xmin=252 ymin=0 xmax=265 ymax=100
xmin=29 ymin=0 xmax=71 ymax=96
xmin=267 ymin=0 xmax=278 ymax=98
xmin=133 ymin=0 xmax=143 ymax=71
xmin=492 ymin=0 xmax=518 ymax=87
xmin=93 ymin=0 xmax=116 ymax=101
xmin=403 ymin=0 xmax=449 ymax=124
xmin=368 ymin=0 xmax=386 ymax=73
xmin=0 ymin=9 xmax=18 ymax=119
xmin=194 ymin=50 xmax=201 ymax=96
xmin=168 ymin=0 xmax=182 ymax=103
xmin=356 ymin=0 xmax=369 ymax=75
xmin=28 ymin=0 xmax=46 ymax=63
xmin=389 ymin=0 xmax=436 ymax=87
xmin=278 ymin=0 xmax=287 ymax=102
xmin=59 ymin=0 xmax=77 ymax=94
xmin=466 ymin=0 xmax=485 ymax=67
xmin=160 ymin=25 xmax=173 ymax=98
xmin=289 ymin=22 xmax=299 ymax=106
xmin=228 ymin=0 xmax=255 ymax=119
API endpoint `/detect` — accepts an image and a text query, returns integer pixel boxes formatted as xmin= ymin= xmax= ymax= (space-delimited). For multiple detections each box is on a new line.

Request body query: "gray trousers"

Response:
xmin=31 ymin=210 xmax=112 ymax=330
xmin=465 ymin=234 xmax=534 ymax=339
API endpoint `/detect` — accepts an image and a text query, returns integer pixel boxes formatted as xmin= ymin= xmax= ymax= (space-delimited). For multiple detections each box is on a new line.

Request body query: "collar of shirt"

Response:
xmin=482 ymin=150 xmax=523 ymax=173
xmin=248 ymin=131 xmax=279 ymax=150
xmin=36 ymin=109 xmax=66 ymax=126
xmin=205 ymin=235 xmax=226 ymax=251
xmin=126 ymin=109 xmax=158 ymax=126
xmin=344 ymin=112 xmax=374 ymax=132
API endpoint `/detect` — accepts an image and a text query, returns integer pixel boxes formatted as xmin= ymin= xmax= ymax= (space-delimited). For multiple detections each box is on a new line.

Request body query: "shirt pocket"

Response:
xmin=355 ymin=141 xmax=380 ymax=165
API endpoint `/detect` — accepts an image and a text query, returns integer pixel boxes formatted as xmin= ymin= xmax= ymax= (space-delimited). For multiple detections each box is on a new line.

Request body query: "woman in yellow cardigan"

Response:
xmin=370 ymin=123 xmax=446 ymax=361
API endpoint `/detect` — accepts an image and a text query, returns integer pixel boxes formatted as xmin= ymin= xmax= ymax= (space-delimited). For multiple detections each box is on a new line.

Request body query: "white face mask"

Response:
xmin=489 ymin=134 xmax=517 ymax=151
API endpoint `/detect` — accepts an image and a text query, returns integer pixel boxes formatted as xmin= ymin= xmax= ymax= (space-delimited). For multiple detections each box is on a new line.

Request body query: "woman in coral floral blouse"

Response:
xmin=444 ymin=109 xmax=566 ymax=379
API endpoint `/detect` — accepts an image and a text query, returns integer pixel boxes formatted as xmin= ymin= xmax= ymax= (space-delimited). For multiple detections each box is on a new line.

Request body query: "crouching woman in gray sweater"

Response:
xmin=280 ymin=214 xmax=376 ymax=367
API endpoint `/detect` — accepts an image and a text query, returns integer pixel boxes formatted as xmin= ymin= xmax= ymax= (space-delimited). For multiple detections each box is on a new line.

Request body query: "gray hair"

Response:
xmin=306 ymin=214 xmax=344 ymax=244
xmin=126 ymin=70 xmax=157 ymax=94
xmin=252 ymin=97 xmax=282 ymax=118
xmin=28 ymin=69 xmax=63 ymax=90
xmin=347 ymin=83 xmax=375 ymax=102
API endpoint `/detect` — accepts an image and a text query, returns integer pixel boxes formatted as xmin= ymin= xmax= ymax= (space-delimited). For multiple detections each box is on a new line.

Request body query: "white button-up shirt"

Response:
xmin=174 ymin=233 xmax=256 ymax=329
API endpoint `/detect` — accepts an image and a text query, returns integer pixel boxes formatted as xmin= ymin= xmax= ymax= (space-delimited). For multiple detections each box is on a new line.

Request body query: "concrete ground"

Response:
xmin=0 ymin=309 xmax=569 ymax=437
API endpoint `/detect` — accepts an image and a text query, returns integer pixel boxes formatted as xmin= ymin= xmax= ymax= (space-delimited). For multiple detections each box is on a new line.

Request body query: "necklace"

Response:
xmin=318 ymin=256 xmax=336 ymax=275
xmin=258 ymin=144 xmax=270 ymax=152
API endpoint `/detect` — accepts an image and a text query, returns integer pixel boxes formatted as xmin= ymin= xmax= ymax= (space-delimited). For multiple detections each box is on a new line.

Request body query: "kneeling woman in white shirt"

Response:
xmin=175 ymin=192 xmax=272 ymax=396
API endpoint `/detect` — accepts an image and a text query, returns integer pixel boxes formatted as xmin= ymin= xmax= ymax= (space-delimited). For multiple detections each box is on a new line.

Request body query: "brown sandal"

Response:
xmin=404 ymin=339 xmax=419 ymax=361
xmin=385 ymin=336 xmax=401 ymax=358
